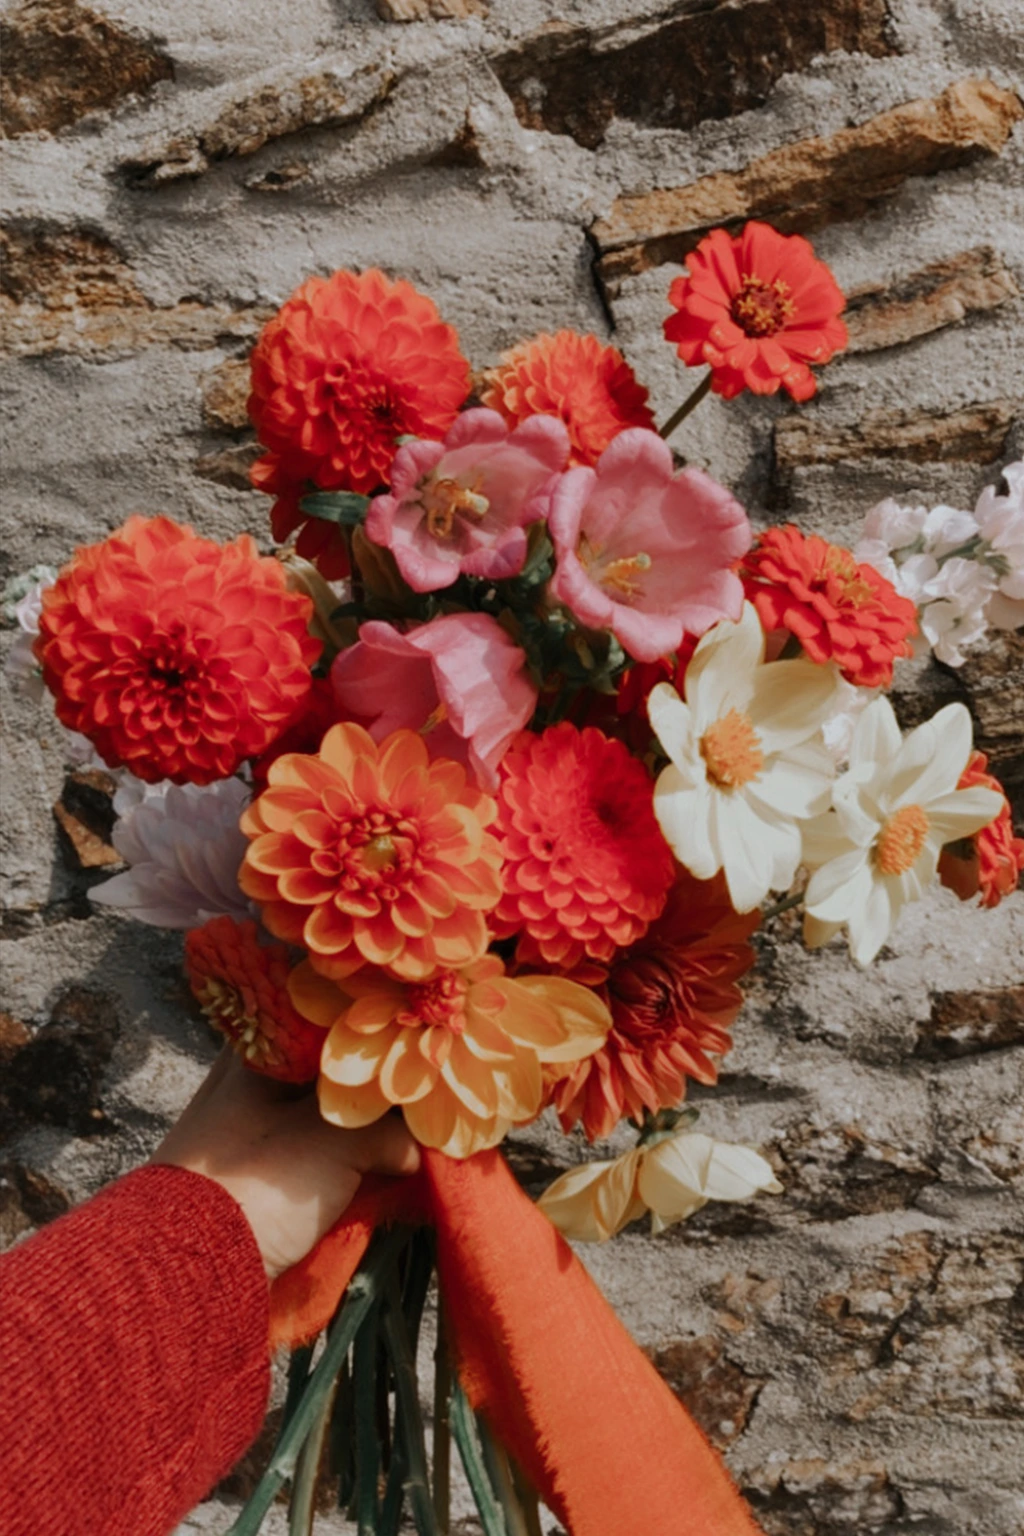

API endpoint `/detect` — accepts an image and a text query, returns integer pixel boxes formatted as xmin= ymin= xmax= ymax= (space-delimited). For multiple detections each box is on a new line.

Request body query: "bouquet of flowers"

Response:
xmin=16 ymin=220 xmax=1022 ymax=1536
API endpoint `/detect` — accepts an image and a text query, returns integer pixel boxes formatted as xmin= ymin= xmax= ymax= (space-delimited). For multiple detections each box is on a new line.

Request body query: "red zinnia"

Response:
xmin=480 ymin=330 xmax=655 ymax=466
xmin=252 ymin=452 xmax=351 ymax=580
xmin=548 ymin=872 xmax=759 ymax=1141
xmin=493 ymin=722 xmax=675 ymax=969
xmin=740 ymin=524 xmax=917 ymax=687
xmin=185 ymin=916 xmax=327 ymax=1082
xmin=248 ymin=267 xmax=471 ymax=497
xmin=35 ymin=515 xmax=321 ymax=785
xmin=938 ymin=752 xmax=1024 ymax=909
xmin=664 ymin=222 xmax=847 ymax=401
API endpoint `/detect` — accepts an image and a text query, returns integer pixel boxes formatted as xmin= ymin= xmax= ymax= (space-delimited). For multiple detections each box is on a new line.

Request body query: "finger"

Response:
xmin=345 ymin=1111 xmax=422 ymax=1178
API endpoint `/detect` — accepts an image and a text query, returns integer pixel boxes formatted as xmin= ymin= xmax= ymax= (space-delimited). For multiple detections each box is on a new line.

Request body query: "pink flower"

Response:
xmin=543 ymin=428 xmax=751 ymax=663
xmin=331 ymin=612 xmax=537 ymax=788
xmin=363 ymin=408 xmax=569 ymax=593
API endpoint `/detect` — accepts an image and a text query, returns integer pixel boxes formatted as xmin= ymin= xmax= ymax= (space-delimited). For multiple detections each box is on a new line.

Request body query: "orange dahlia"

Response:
xmin=185 ymin=916 xmax=327 ymax=1082
xmin=664 ymin=222 xmax=847 ymax=401
xmin=251 ymin=452 xmax=351 ymax=580
xmin=547 ymin=873 xmax=759 ymax=1141
xmin=493 ymin=723 xmax=675 ymax=969
xmin=35 ymin=515 xmax=321 ymax=785
xmin=289 ymin=955 xmax=609 ymax=1158
xmin=740 ymin=524 xmax=917 ymax=687
xmin=480 ymin=330 xmax=655 ymax=466
xmin=938 ymin=752 xmax=1024 ymax=908
xmin=248 ymin=268 xmax=471 ymax=497
xmin=239 ymin=723 xmax=503 ymax=982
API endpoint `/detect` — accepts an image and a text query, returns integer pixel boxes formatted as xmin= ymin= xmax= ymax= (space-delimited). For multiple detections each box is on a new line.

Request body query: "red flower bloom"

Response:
xmin=251 ymin=676 xmax=341 ymax=791
xmin=185 ymin=916 xmax=327 ymax=1082
xmin=548 ymin=872 xmax=759 ymax=1140
xmin=664 ymin=222 xmax=847 ymax=401
xmin=36 ymin=516 xmax=321 ymax=785
xmin=938 ymin=752 xmax=1024 ymax=908
xmin=248 ymin=268 xmax=470 ymax=496
xmin=480 ymin=330 xmax=655 ymax=466
xmin=740 ymin=524 xmax=917 ymax=687
xmin=493 ymin=722 xmax=675 ymax=969
xmin=252 ymin=452 xmax=351 ymax=580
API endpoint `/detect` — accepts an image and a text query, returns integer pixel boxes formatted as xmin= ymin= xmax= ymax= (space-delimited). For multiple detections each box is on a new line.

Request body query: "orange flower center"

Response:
xmin=814 ymin=546 xmax=874 ymax=607
xmin=194 ymin=978 xmax=281 ymax=1067
xmin=400 ymin=969 xmax=469 ymax=1034
xmin=701 ymin=709 xmax=764 ymax=788
xmin=874 ymin=804 xmax=929 ymax=875
xmin=311 ymin=809 xmax=421 ymax=902
xmin=731 ymin=274 xmax=795 ymax=338
xmin=422 ymin=477 xmax=489 ymax=541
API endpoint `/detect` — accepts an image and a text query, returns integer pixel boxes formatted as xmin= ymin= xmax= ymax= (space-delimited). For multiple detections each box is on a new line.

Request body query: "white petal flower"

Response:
xmin=91 ymin=777 xmax=253 ymax=928
xmin=537 ymin=1131 xmax=782 ymax=1243
xmin=651 ymin=603 xmax=841 ymax=912
xmin=974 ymin=460 xmax=1024 ymax=630
xmin=917 ymin=557 xmax=996 ymax=666
xmin=821 ymin=677 xmax=879 ymax=766
xmin=2 ymin=567 xmax=58 ymax=691
xmin=859 ymin=498 xmax=929 ymax=553
xmin=803 ymin=697 xmax=1004 ymax=964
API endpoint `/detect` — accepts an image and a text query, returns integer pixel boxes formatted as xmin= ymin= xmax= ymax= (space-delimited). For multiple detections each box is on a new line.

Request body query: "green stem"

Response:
xmin=659 ymin=373 xmax=712 ymax=440
xmin=382 ymin=1279 xmax=440 ymax=1536
xmin=450 ymin=1381 xmax=507 ymax=1536
xmin=224 ymin=1226 xmax=410 ymax=1536
xmin=477 ymin=1413 xmax=533 ymax=1536
xmin=432 ymin=1304 xmax=452 ymax=1535
xmin=288 ymin=1369 xmax=340 ymax=1536
xmin=352 ymin=1304 xmax=382 ymax=1535
xmin=762 ymin=890 xmax=805 ymax=921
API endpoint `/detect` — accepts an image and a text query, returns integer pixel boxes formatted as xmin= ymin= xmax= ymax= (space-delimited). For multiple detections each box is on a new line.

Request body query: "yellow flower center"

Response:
xmin=874 ymin=804 xmax=929 ymax=875
xmin=422 ymin=476 xmax=489 ymax=541
xmin=731 ymin=274 xmax=795 ymax=338
xmin=361 ymin=833 xmax=399 ymax=873
xmin=815 ymin=545 xmax=874 ymax=607
xmin=700 ymin=709 xmax=764 ymax=788
xmin=195 ymin=978 xmax=281 ymax=1066
xmin=579 ymin=535 xmax=652 ymax=601
xmin=400 ymin=969 xmax=469 ymax=1034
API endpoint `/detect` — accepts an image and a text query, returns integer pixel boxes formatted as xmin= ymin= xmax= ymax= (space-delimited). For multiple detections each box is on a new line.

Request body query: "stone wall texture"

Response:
xmin=1 ymin=2 xmax=1023 ymax=1533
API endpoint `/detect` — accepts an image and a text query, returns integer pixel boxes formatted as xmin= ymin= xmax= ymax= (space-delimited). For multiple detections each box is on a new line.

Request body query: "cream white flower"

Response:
xmin=537 ymin=1130 xmax=782 ymax=1243
xmin=802 ymin=697 xmax=1003 ymax=965
xmin=650 ymin=602 xmax=841 ymax=912
xmin=91 ymin=777 xmax=253 ymax=928
xmin=974 ymin=461 xmax=1024 ymax=631
xmin=821 ymin=677 xmax=879 ymax=766
xmin=915 ymin=556 xmax=996 ymax=665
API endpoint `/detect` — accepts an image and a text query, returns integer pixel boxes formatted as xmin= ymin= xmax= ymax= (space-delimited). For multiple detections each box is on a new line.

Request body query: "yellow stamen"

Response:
xmin=422 ymin=477 xmax=489 ymax=540
xmin=701 ymin=709 xmax=764 ymax=788
xmin=418 ymin=702 xmax=449 ymax=735
xmin=817 ymin=546 xmax=874 ymax=607
xmin=362 ymin=834 xmax=398 ymax=873
xmin=874 ymin=804 xmax=929 ymax=875
xmin=731 ymin=274 xmax=795 ymax=338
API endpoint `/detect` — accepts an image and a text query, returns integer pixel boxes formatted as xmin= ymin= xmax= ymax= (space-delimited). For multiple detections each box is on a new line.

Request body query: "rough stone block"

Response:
xmin=918 ymin=986 xmax=1024 ymax=1058
xmin=773 ymin=398 xmax=1019 ymax=474
xmin=376 ymin=0 xmax=486 ymax=18
xmin=844 ymin=246 xmax=1020 ymax=354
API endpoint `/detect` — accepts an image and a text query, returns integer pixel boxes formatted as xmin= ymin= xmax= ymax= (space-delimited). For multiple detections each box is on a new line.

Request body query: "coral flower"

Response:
xmin=252 ymin=452 xmax=351 ymax=580
xmin=543 ymin=428 xmax=751 ymax=663
xmin=548 ymin=873 xmax=759 ymax=1142
xmin=290 ymin=956 xmax=610 ymax=1159
xmin=938 ymin=751 xmax=1024 ymax=909
xmin=493 ymin=722 xmax=676 ymax=969
xmin=252 ymin=676 xmax=342 ymax=791
xmin=480 ymin=329 xmax=655 ymax=466
xmin=248 ymin=268 xmax=471 ymax=496
xmin=364 ymin=409 xmax=569 ymax=592
xmin=664 ymin=222 xmax=847 ymax=401
xmin=741 ymin=525 xmax=918 ymax=688
xmin=331 ymin=613 xmax=537 ymax=789
xmin=239 ymin=723 xmax=503 ymax=982
xmin=35 ymin=515 xmax=321 ymax=785
xmin=185 ymin=916 xmax=327 ymax=1082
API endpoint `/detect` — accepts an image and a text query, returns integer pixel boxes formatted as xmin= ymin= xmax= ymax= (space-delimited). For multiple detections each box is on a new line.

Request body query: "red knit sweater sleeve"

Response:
xmin=0 ymin=1163 xmax=271 ymax=1536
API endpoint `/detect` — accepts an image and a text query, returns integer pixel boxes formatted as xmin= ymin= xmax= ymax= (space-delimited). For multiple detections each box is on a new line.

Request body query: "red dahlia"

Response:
xmin=35 ymin=515 xmax=321 ymax=784
xmin=548 ymin=872 xmax=759 ymax=1140
xmin=493 ymin=722 xmax=675 ymax=969
xmin=664 ymin=222 xmax=847 ymax=401
xmin=252 ymin=452 xmax=351 ymax=580
xmin=248 ymin=267 xmax=471 ymax=498
xmin=740 ymin=524 xmax=917 ymax=687
xmin=938 ymin=752 xmax=1024 ymax=909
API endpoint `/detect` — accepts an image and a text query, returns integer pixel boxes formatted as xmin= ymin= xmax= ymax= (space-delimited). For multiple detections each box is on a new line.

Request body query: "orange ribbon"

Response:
xmin=270 ymin=1147 xmax=764 ymax=1536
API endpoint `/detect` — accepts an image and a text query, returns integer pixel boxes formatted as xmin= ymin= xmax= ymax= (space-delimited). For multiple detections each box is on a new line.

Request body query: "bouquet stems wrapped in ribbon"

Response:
xmin=19 ymin=222 xmax=1022 ymax=1534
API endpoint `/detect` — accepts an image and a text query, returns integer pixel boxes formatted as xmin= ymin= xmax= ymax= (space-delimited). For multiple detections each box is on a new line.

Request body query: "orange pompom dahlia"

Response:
xmin=938 ymin=752 xmax=1024 ymax=908
xmin=240 ymin=723 xmax=503 ymax=982
xmin=547 ymin=873 xmax=759 ymax=1141
xmin=186 ymin=916 xmax=328 ymax=1082
xmin=290 ymin=956 xmax=609 ymax=1158
xmin=35 ymin=515 xmax=320 ymax=785
xmin=480 ymin=330 xmax=655 ymax=466
xmin=740 ymin=524 xmax=917 ymax=687
xmin=248 ymin=268 xmax=471 ymax=497
xmin=664 ymin=222 xmax=847 ymax=401
xmin=493 ymin=723 xmax=675 ymax=969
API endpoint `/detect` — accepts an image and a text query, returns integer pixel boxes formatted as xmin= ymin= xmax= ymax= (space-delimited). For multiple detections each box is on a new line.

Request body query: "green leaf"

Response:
xmin=299 ymin=491 xmax=372 ymax=527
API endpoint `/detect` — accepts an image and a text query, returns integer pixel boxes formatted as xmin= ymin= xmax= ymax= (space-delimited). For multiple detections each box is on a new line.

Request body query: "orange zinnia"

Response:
xmin=248 ymin=267 xmax=471 ymax=497
xmin=185 ymin=916 xmax=327 ymax=1082
xmin=239 ymin=723 xmax=503 ymax=982
xmin=289 ymin=956 xmax=610 ymax=1158
xmin=35 ymin=515 xmax=320 ymax=785
xmin=480 ymin=329 xmax=655 ymax=466
xmin=938 ymin=751 xmax=1024 ymax=909
xmin=664 ymin=222 xmax=847 ymax=401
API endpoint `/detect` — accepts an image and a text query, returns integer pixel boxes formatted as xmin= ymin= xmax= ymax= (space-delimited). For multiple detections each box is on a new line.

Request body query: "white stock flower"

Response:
xmin=915 ymin=557 xmax=996 ymax=665
xmin=821 ymin=677 xmax=879 ymax=766
xmin=802 ymin=698 xmax=1003 ymax=965
xmin=2 ymin=567 xmax=58 ymax=689
xmin=91 ymin=777 xmax=253 ymax=928
xmin=974 ymin=461 xmax=1024 ymax=631
xmin=650 ymin=603 xmax=841 ymax=912
xmin=537 ymin=1130 xmax=782 ymax=1243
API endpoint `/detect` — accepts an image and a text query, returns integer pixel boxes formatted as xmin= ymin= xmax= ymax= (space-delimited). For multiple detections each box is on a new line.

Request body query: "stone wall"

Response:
xmin=1 ymin=2 xmax=1023 ymax=1532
